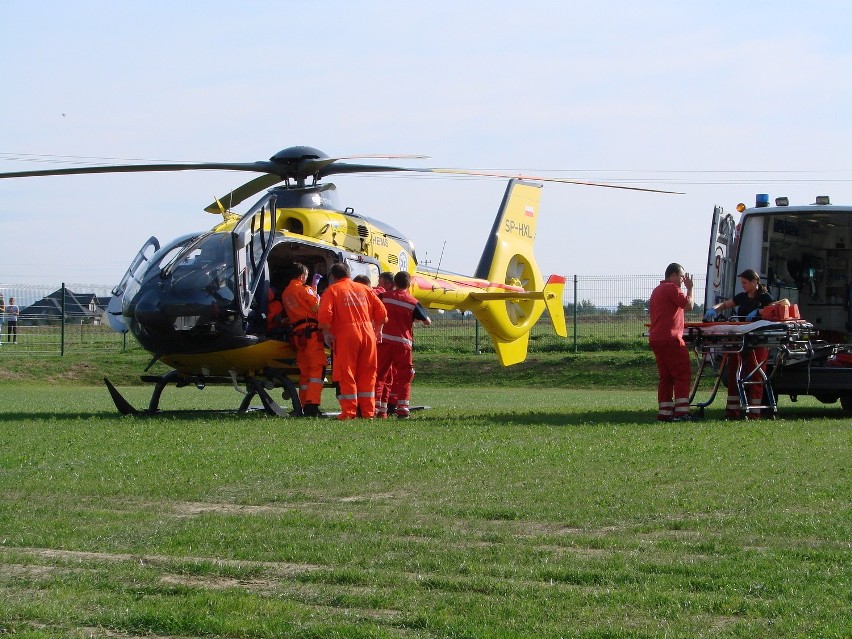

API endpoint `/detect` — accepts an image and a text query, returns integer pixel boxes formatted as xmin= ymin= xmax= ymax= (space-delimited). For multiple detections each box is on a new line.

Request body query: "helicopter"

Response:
xmin=0 ymin=146 xmax=677 ymax=416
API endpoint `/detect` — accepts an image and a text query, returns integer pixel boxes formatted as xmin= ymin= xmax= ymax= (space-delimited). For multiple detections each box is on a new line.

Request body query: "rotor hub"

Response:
xmin=269 ymin=146 xmax=328 ymax=165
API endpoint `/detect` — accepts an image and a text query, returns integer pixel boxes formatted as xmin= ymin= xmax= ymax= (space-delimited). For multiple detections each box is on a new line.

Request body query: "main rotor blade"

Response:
xmin=428 ymin=168 xmax=685 ymax=194
xmin=318 ymin=162 xmax=428 ymax=178
xmin=204 ymin=174 xmax=284 ymax=213
xmin=0 ymin=151 xmax=682 ymax=207
xmin=0 ymin=161 xmax=285 ymax=180
xmin=327 ymin=154 xmax=429 ymax=161
xmin=203 ymin=162 xmax=427 ymax=212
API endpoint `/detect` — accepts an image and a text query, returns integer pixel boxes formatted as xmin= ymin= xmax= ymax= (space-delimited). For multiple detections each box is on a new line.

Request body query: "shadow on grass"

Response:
xmin=483 ymin=410 xmax=656 ymax=426
xmin=0 ymin=409 xmax=272 ymax=422
xmin=472 ymin=406 xmax=849 ymax=426
xmin=1 ymin=406 xmax=846 ymax=425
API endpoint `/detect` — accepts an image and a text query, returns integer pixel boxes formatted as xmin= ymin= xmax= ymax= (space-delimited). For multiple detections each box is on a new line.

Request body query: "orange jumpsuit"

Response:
xmin=375 ymin=289 xmax=429 ymax=417
xmin=648 ymin=280 xmax=692 ymax=421
xmin=267 ymin=288 xmax=284 ymax=334
xmin=281 ymin=279 xmax=326 ymax=408
xmin=374 ymin=286 xmax=395 ymax=413
xmin=318 ymin=278 xmax=387 ymax=419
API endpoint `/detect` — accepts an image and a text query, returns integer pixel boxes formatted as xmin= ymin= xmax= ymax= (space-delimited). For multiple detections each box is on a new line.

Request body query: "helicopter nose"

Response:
xmin=132 ymin=288 xmax=170 ymax=330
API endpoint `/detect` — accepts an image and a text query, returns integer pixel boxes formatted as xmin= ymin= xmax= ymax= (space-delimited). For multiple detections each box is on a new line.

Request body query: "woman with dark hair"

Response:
xmin=704 ymin=269 xmax=775 ymax=419
xmin=705 ymin=268 xmax=774 ymax=322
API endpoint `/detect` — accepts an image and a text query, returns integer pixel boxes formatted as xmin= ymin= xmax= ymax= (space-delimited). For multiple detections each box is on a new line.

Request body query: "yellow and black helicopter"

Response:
xmin=0 ymin=146 xmax=676 ymax=415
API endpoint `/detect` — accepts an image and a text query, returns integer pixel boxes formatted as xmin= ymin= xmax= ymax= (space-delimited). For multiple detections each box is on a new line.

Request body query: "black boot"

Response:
xmin=302 ymin=403 xmax=320 ymax=417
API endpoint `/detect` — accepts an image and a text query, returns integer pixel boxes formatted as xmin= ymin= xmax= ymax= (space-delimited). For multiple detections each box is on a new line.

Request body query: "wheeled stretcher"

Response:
xmin=683 ymin=319 xmax=816 ymax=419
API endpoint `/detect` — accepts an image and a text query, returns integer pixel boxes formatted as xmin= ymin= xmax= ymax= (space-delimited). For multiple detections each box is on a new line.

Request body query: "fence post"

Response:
xmin=573 ymin=274 xmax=578 ymax=353
xmin=61 ymin=282 xmax=66 ymax=356
xmin=474 ymin=319 xmax=481 ymax=355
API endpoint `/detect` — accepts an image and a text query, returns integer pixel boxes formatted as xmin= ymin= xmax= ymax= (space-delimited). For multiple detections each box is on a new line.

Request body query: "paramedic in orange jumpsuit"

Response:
xmin=318 ymin=263 xmax=387 ymax=420
xmin=374 ymin=271 xmax=398 ymax=413
xmin=648 ymin=263 xmax=694 ymax=422
xmin=266 ymin=269 xmax=288 ymax=336
xmin=280 ymin=263 xmax=326 ymax=417
xmin=375 ymin=271 xmax=431 ymax=419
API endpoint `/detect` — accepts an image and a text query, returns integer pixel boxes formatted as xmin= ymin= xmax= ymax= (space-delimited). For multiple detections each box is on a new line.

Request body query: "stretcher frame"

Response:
xmin=683 ymin=320 xmax=816 ymax=419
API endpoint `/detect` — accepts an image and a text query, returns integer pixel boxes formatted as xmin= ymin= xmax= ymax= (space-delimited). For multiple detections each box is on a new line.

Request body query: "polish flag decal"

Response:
xmin=524 ymin=205 xmax=535 ymax=217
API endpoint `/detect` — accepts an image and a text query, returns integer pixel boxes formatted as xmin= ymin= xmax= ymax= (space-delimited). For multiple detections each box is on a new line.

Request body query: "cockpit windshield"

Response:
xmin=121 ymin=233 xmax=199 ymax=316
xmin=167 ymin=233 xmax=236 ymax=307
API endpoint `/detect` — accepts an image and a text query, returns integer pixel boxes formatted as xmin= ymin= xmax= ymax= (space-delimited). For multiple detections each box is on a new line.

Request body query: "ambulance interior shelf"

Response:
xmin=763 ymin=213 xmax=852 ymax=336
xmin=770 ymin=251 xmax=846 ymax=305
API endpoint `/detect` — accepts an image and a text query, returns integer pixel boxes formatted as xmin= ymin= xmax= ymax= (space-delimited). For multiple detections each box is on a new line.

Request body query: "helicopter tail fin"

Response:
xmin=469 ymin=179 xmax=567 ymax=366
xmin=543 ymin=275 xmax=568 ymax=337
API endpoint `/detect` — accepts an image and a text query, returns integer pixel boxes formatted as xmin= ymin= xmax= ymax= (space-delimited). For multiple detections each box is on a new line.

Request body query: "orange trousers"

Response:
xmin=295 ymin=332 xmax=326 ymax=407
xmin=332 ymin=324 xmax=378 ymax=419
xmin=375 ymin=342 xmax=413 ymax=415
xmin=650 ymin=340 xmax=692 ymax=420
xmin=726 ymin=347 xmax=769 ymax=419
xmin=375 ymin=342 xmax=395 ymax=415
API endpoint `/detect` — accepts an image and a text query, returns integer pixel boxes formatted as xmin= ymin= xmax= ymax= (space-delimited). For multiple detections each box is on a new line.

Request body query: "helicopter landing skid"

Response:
xmin=104 ymin=369 xmax=303 ymax=417
xmin=238 ymin=377 xmax=294 ymax=417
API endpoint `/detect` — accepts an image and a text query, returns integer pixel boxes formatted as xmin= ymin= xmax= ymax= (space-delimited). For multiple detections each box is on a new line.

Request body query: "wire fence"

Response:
xmin=0 ymin=276 xmax=707 ymax=356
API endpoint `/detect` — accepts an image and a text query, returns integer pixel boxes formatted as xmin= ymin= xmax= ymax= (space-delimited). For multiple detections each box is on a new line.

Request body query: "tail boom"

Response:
xmin=412 ymin=179 xmax=567 ymax=366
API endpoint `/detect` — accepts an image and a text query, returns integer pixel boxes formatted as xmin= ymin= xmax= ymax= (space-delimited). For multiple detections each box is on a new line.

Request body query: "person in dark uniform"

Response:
xmin=704 ymin=268 xmax=775 ymax=419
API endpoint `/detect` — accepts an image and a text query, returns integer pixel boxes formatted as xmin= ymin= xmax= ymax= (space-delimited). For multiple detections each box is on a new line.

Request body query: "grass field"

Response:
xmin=0 ymin=383 xmax=850 ymax=638
xmin=0 ymin=349 xmax=662 ymax=390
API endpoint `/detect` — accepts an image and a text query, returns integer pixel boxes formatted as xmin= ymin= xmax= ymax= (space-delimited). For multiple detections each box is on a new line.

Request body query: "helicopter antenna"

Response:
xmin=434 ymin=241 xmax=447 ymax=279
xmin=213 ymin=196 xmax=226 ymax=218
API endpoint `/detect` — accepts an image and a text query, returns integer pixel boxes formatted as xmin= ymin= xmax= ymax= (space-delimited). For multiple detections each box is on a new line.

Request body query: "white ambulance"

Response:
xmin=706 ymin=194 xmax=852 ymax=412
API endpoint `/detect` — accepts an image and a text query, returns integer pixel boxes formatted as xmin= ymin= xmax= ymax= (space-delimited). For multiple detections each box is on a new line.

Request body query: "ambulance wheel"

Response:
xmin=840 ymin=394 xmax=852 ymax=413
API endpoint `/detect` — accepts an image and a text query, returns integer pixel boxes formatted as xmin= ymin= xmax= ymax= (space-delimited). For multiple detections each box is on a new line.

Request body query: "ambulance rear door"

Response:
xmin=705 ymin=205 xmax=737 ymax=311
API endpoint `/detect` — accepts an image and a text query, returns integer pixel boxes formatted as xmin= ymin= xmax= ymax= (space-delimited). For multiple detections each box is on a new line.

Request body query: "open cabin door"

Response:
xmin=107 ymin=236 xmax=160 ymax=333
xmin=232 ymin=194 xmax=278 ymax=318
xmin=705 ymin=205 xmax=737 ymax=312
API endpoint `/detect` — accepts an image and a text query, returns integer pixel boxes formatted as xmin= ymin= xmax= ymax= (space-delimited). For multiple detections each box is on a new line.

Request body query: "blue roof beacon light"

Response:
xmin=756 ymin=193 xmax=770 ymax=208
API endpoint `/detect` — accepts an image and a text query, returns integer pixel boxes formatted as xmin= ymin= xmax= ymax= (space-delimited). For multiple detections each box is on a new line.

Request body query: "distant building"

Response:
xmin=22 ymin=289 xmax=110 ymax=324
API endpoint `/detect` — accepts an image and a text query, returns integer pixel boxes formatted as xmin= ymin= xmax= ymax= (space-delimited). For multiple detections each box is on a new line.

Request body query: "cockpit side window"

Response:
xmin=233 ymin=195 xmax=277 ymax=318
xmin=168 ymin=233 xmax=237 ymax=307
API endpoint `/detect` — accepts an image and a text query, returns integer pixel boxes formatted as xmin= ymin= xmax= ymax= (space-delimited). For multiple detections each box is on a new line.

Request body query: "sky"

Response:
xmin=2 ymin=0 xmax=852 ymax=289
